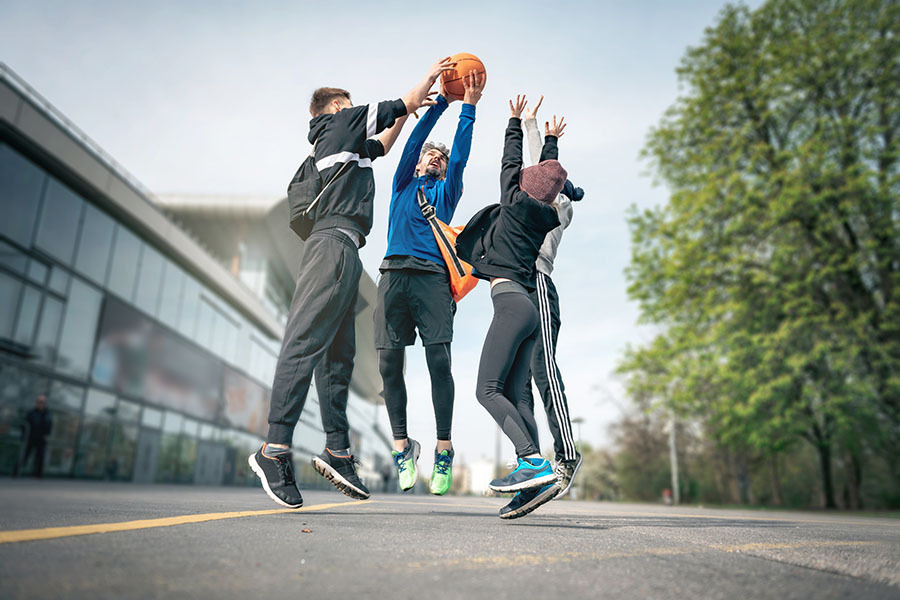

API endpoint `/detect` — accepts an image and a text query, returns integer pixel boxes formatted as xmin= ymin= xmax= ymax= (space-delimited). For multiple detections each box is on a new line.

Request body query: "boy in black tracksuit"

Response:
xmin=456 ymin=95 xmax=568 ymax=519
xmin=250 ymin=58 xmax=456 ymax=509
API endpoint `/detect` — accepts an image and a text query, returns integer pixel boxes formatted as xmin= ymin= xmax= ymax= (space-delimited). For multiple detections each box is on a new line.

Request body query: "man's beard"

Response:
xmin=425 ymin=166 xmax=443 ymax=178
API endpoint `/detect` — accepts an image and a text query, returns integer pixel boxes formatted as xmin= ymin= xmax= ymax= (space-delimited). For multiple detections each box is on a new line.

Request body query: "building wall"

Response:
xmin=0 ymin=68 xmax=391 ymax=487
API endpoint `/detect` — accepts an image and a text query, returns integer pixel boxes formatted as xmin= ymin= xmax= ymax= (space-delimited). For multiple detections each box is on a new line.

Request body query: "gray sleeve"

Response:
xmin=523 ymin=118 xmax=542 ymax=166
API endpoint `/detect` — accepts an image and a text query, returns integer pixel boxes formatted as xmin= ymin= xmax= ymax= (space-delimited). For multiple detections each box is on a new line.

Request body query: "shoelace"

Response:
xmin=274 ymin=455 xmax=296 ymax=486
xmin=392 ymin=452 xmax=407 ymax=472
xmin=434 ymin=454 xmax=452 ymax=475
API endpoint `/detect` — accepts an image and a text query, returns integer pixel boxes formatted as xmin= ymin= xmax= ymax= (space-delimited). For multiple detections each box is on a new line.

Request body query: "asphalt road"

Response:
xmin=1 ymin=479 xmax=898 ymax=600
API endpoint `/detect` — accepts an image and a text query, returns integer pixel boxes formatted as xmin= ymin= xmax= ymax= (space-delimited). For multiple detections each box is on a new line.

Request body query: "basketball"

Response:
xmin=441 ymin=53 xmax=486 ymax=101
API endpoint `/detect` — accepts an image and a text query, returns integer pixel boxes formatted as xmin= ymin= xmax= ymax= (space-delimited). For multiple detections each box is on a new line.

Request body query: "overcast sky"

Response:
xmin=0 ymin=0 xmax=761 ymax=465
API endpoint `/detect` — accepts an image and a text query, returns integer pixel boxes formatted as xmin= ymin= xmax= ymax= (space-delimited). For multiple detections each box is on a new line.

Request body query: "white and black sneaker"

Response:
xmin=248 ymin=445 xmax=303 ymax=508
xmin=553 ymin=452 xmax=583 ymax=500
xmin=312 ymin=448 xmax=371 ymax=500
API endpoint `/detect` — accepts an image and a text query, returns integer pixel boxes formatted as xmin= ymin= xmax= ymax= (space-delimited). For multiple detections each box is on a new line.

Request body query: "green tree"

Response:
xmin=622 ymin=0 xmax=899 ymax=509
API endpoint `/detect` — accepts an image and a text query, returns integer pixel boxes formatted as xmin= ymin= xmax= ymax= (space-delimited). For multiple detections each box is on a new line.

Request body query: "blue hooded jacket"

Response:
xmin=384 ymin=95 xmax=475 ymax=266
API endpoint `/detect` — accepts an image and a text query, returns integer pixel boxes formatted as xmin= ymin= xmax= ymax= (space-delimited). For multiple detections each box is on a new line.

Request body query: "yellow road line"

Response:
xmin=0 ymin=500 xmax=371 ymax=544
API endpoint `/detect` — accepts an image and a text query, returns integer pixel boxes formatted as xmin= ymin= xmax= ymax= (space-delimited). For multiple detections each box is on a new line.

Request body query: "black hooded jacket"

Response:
xmin=305 ymin=99 xmax=407 ymax=245
xmin=455 ymin=117 xmax=560 ymax=291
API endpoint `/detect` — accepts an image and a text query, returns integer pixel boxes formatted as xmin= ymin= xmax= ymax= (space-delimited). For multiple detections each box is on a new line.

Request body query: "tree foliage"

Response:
xmin=620 ymin=0 xmax=899 ymax=509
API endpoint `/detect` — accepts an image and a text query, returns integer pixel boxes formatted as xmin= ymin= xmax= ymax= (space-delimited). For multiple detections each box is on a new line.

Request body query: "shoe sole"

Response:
xmin=312 ymin=456 xmax=371 ymax=500
xmin=489 ymin=471 xmax=557 ymax=493
xmin=499 ymin=485 xmax=560 ymax=520
xmin=399 ymin=440 xmax=421 ymax=492
xmin=248 ymin=453 xmax=303 ymax=509
xmin=554 ymin=455 xmax=584 ymax=500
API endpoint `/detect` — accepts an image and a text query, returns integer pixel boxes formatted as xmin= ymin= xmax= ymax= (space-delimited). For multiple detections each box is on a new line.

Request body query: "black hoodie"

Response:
xmin=305 ymin=99 xmax=407 ymax=246
xmin=455 ymin=117 xmax=561 ymax=291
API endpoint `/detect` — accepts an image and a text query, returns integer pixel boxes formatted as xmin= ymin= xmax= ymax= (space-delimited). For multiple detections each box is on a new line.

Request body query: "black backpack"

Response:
xmin=286 ymin=140 xmax=349 ymax=239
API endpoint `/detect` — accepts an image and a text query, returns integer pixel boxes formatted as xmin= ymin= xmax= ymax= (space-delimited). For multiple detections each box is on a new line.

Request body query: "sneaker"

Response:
xmin=391 ymin=438 xmax=421 ymax=492
xmin=553 ymin=452 xmax=583 ymax=500
xmin=312 ymin=448 xmax=371 ymax=499
xmin=429 ymin=448 xmax=454 ymax=495
xmin=499 ymin=483 xmax=560 ymax=520
xmin=489 ymin=457 xmax=556 ymax=493
xmin=248 ymin=445 xmax=303 ymax=508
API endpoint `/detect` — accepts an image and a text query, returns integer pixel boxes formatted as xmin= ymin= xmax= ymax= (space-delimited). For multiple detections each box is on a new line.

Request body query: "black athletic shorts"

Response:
xmin=374 ymin=269 xmax=456 ymax=349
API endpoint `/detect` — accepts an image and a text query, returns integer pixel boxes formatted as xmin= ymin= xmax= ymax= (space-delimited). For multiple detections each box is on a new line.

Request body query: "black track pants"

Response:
xmin=267 ymin=229 xmax=362 ymax=450
xmin=530 ymin=272 xmax=578 ymax=461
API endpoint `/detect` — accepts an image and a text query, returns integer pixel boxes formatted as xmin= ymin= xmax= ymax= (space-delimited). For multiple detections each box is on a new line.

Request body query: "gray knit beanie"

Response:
xmin=520 ymin=159 xmax=568 ymax=203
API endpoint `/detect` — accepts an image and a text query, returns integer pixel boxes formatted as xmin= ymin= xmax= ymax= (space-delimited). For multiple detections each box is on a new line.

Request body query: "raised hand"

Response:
xmin=428 ymin=56 xmax=457 ymax=84
xmin=523 ymin=95 xmax=543 ymax=120
xmin=509 ymin=94 xmax=527 ymax=119
xmin=413 ymin=90 xmax=440 ymax=110
xmin=462 ymin=70 xmax=485 ymax=105
xmin=545 ymin=115 xmax=566 ymax=138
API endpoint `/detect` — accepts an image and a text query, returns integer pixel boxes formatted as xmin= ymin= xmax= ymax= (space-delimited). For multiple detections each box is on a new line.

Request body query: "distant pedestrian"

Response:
xmin=249 ymin=57 xmax=456 ymax=509
xmin=456 ymin=94 xmax=568 ymax=519
xmin=14 ymin=394 xmax=52 ymax=478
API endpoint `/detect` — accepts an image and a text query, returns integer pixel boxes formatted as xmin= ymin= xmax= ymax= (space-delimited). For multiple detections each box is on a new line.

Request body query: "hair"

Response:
xmin=309 ymin=87 xmax=351 ymax=117
xmin=419 ymin=141 xmax=450 ymax=162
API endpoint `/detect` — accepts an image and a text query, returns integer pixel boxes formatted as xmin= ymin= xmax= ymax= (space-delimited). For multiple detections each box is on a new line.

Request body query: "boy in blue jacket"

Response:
xmin=375 ymin=70 xmax=485 ymax=495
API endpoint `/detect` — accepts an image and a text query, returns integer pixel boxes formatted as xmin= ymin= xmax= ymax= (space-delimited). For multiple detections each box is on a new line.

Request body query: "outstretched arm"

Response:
xmin=500 ymin=94 xmax=527 ymax=206
xmin=439 ymin=71 xmax=485 ymax=214
xmin=540 ymin=115 xmax=566 ymax=162
xmin=523 ymin=95 xmax=544 ymax=166
xmin=392 ymin=95 xmax=450 ymax=191
xmin=401 ymin=57 xmax=456 ymax=115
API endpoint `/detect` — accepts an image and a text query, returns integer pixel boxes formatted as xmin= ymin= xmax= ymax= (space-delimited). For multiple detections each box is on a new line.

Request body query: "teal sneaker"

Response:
xmin=489 ymin=457 xmax=555 ymax=493
xmin=429 ymin=448 xmax=454 ymax=495
xmin=391 ymin=438 xmax=420 ymax=491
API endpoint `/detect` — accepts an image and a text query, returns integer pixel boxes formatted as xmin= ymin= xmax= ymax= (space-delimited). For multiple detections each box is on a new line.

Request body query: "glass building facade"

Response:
xmin=0 ymin=67 xmax=390 ymax=488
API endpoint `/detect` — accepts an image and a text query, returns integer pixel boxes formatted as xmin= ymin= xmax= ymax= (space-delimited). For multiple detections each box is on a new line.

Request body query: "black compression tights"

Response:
xmin=379 ymin=343 xmax=455 ymax=441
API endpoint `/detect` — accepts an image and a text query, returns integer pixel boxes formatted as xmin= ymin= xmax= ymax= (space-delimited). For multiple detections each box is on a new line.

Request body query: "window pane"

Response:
xmin=13 ymin=285 xmax=41 ymax=345
xmin=26 ymin=259 xmax=48 ymax=284
xmin=74 ymin=204 xmax=114 ymax=285
xmin=157 ymin=260 xmax=184 ymax=328
xmin=44 ymin=381 xmax=84 ymax=476
xmin=0 ymin=271 xmax=22 ymax=339
xmin=107 ymin=226 xmax=140 ymax=301
xmin=47 ymin=266 xmax=69 ymax=296
xmin=0 ymin=240 xmax=28 ymax=274
xmin=56 ymin=278 xmax=103 ymax=379
xmin=141 ymin=407 xmax=163 ymax=429
xmin=75 ymin=388 xmax=115 ymax=477
xmin=115 ymin=399 xmax=141 ymax=423
xmin=33 ymin=296 xmax=63 ymax=367
xmin=134 ymin=244 xmax=163 ymax=316
xmin=0 ymin=143 xmax=46 ymax=247
xmin=177 ymin=275 xmax=201 ymax=339
xmin=84 ymin=388 xmax=116 ymax=418
xmin=34 ymin=177 xmax=83 ymax=265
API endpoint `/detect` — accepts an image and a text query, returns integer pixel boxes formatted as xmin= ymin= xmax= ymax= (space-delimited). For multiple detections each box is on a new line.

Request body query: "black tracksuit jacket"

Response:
xmin=306 ymin=99 xmax=408 ymax=245
xmin=456 ymin=117 xmax=561 ymax=291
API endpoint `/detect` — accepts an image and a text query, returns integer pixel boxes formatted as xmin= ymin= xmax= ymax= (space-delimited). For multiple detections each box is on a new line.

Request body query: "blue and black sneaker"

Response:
xmin=489 ymin=457 xmax=556 ymax=493
xmin=499 ymin=483 xmax=560 ymax=520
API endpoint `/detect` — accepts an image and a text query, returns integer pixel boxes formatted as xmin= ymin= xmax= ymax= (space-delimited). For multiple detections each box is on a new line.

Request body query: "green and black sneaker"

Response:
xmin=429 ymin=448 xmax=454 ymax=495
xmin=392 ymin=438 xmax=420 ymax=491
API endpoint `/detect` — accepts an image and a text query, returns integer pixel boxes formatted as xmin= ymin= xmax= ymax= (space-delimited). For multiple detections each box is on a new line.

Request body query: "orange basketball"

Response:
xmin=440 ymin=53 xmax=486 ymax=101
